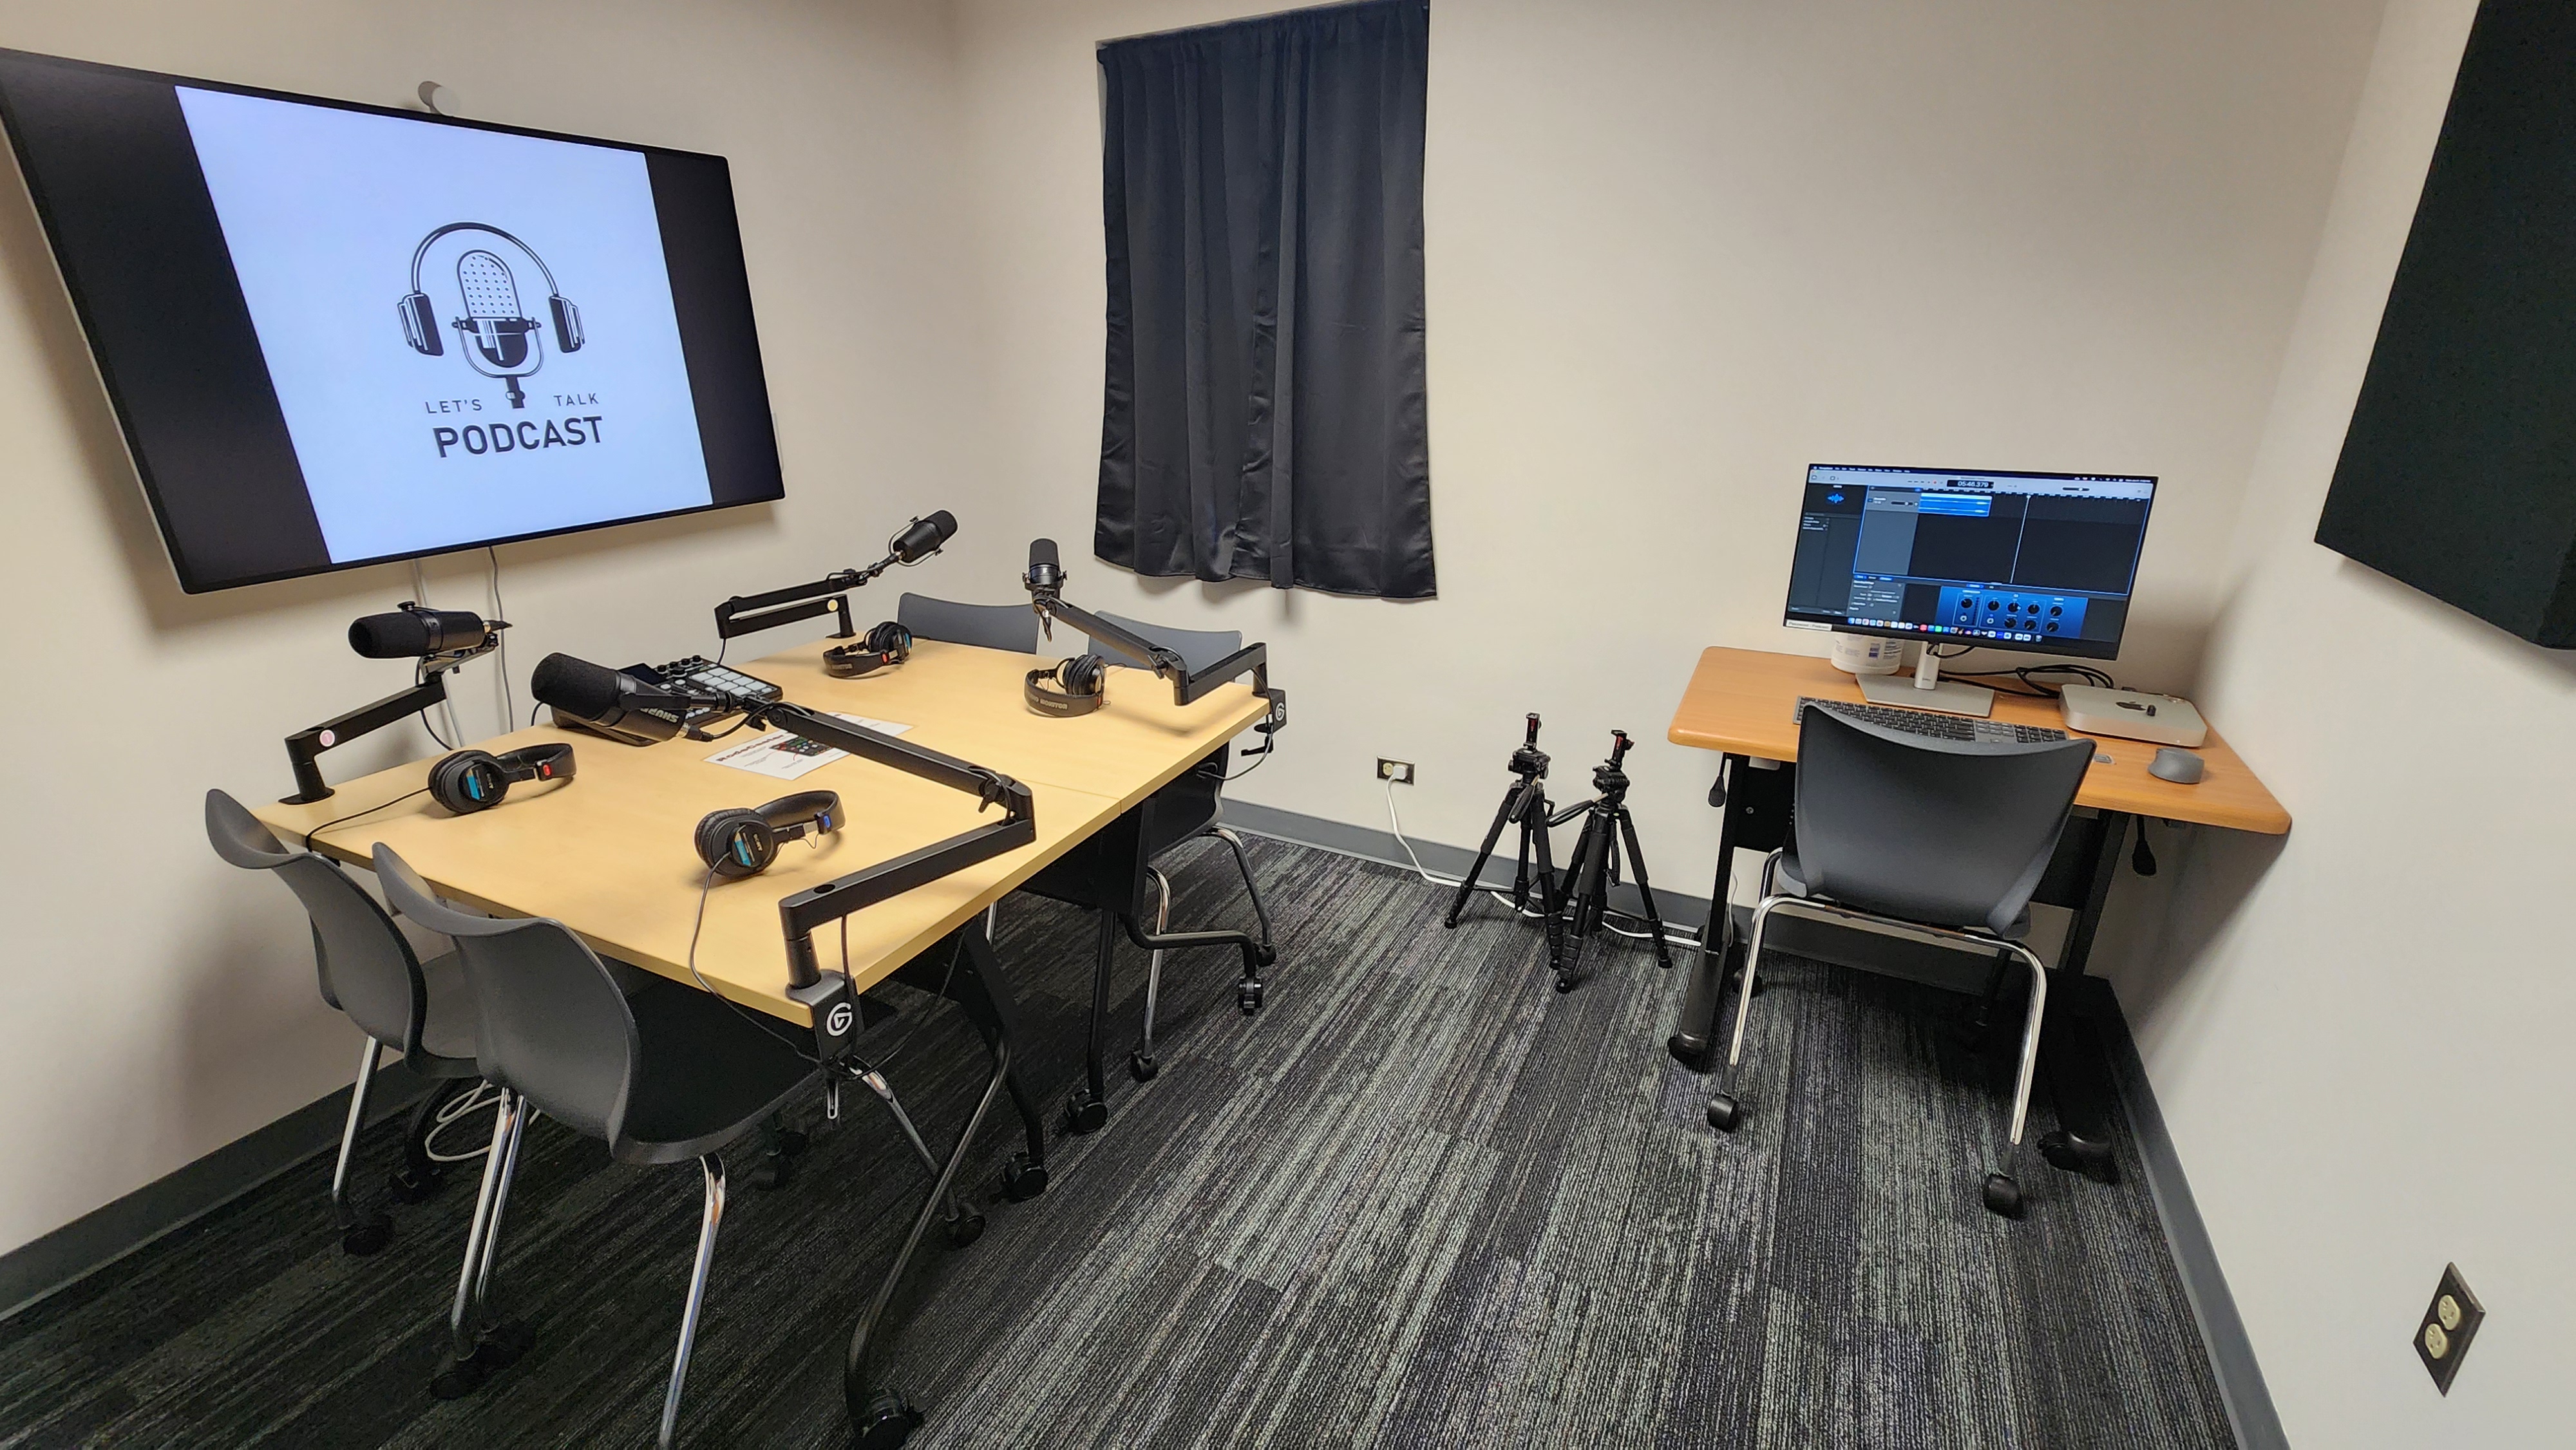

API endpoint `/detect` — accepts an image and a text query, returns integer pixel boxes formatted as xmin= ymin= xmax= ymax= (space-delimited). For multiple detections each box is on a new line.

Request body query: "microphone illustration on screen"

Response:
xmin=397 ymin=221 xmax=584 ymax=409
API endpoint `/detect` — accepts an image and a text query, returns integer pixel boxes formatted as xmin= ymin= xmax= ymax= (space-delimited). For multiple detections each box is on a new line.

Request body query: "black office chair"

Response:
xmin=1704 ymin=705 xmax=2094 ymax=1218
xmin=1084 ymin=610 xmax=1274 ymax=1082
xmin=373 ymin=844 xmax=819 ymax=1445
xmin=204 ymin=790 xmax=486 ymax=1256
xmin=896 ymin=592 xmax=1041 ymax=654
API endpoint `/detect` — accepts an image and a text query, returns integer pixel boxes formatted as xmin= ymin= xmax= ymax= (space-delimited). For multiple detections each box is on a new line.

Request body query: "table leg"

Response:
xmin=1669 ymin=753 xmax=1747 ymax=1070
xmin=2037 ymin=810 xmax=2130 ymax=1183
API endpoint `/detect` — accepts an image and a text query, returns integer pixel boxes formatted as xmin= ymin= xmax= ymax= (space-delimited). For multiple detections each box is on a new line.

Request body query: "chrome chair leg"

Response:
xmin=659 ymin=1153 xmax=727 ymax=1450
xmin=1141 ymin=868 xmax=1171 ymax=1055
xmin=470 ymin=1093 xmax=530 ymax=1318
xmin=332 ymin=1038 xmax=390 ymax=1254
xmin=1209 ymin=826 xmax=1273 ymax=950
xmin=447 ymin=1089 xmax=520 ymax=1362
xmin=1707 ymin=887 xmax=1785 ymax=1133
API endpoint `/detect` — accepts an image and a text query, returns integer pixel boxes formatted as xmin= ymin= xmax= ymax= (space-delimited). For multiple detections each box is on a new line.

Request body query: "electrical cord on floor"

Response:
xmin=1382 ymin=779 xmax=1698 ymax=947
xmin=302 ymin=786 xmax=432 ymax=853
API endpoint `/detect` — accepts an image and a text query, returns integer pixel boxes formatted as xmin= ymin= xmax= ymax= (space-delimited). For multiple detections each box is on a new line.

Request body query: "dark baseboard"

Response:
xmin=1226 ymin=797 xmax=2284 ymax=1450
xmin=2083 ymin=981 xmax=2287 ymax=1450
xmin=0 ymin=1061 xmax=437 ymax=1322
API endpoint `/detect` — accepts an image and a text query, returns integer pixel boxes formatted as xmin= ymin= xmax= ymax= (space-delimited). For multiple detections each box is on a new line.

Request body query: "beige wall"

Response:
xmin=2122 ymin=0 xmax=2574 ymax=1439
xmin=0 ymin=0 xmax=986 ymax=1256
xmin=949 ymin=0 xmax=2382 ymax=916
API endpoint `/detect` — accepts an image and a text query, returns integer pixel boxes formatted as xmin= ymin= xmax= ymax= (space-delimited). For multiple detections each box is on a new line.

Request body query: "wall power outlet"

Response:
xmin=1377 ymin=758 xmax=1416 ymax=785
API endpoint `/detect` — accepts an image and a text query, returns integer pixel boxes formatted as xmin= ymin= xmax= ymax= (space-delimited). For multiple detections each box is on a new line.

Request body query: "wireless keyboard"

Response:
xmin=1794 ymin=697 xmax=2069 ymax=745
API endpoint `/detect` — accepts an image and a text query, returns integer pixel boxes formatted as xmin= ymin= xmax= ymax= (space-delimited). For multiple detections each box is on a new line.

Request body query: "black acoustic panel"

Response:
xmin=2318 ymin=0 xmax=2576 ymax=647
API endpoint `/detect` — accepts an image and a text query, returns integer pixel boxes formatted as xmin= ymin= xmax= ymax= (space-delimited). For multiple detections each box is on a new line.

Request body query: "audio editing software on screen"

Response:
xmin=1783 ymin=465 xmax=2154 ymax=658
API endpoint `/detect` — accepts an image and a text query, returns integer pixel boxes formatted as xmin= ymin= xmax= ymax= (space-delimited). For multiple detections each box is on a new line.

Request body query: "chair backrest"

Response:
xmin=1791 ymin=707 xmax=2096 ymax=934
xmin=1086 ymin=610 xmax=1243 ymax=675
xmin=897 ymin=593 xmax=1040 ymax=654
xmin=373 ymin=844 xmax=638 ymax=1146
xmin=205 ymin=790 xmax=426 ymax=1056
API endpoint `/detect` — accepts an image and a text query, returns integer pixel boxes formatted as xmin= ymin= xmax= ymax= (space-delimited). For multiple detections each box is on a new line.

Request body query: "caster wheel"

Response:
xmin=1705 ymin=1093 xmax=1741 ymax=1133
xmin=1982 ymin=1172 xmax=2024 ymax=1219
xmin=1237 ymin=980 xmax=1265 ymax=1015
xmin=386 ymin=1164 xmax=444 ymax=1204
xmin=1000 ymin=1153 xmax=1050 ymax=1202
xmin=1253 ymin=943 xmax=1278 ymax=968
xmin=1065 ymin=1091 xmax=1108 ymax=1136
xmin=853 ymin=1387 xmax=923 ymax=1448
xmin=429 ymin=1319 xmax=532 ymax=1398
xmin=341 ymin=1212 xmax=393 ymax=1257
xmin=945 ymin=1211 xmax=987 ymax=1249
xmin=751 ymin=1152 xmax=797 ymax=1192
xmin=2038 ymin=1129 xmax=2119 ymax=1185
xmin=1552 ymin=973 xmax=1577 ymax=994
xmin=1129 ymin=1050 xmax=1160 ymax=1083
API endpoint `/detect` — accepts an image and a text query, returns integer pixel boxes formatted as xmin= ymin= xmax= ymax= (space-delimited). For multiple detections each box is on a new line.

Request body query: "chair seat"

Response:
xmin=412 ymin=952 xmax=485 ymax=1077
xmin=1775 ymin=853 xmax=2032 ymax=940
xmin=612 ymin=980 xmax=820 ymax=1166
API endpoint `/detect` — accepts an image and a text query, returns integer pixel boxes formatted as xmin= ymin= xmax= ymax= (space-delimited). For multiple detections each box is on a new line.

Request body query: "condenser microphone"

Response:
xmin=455 ymin=249 xmax=542 ymax=408
xmin=349 ymin=604 xmax=495 ymax=659
xmin=530 ymin=653 xmax=690 ymax=745
xmin=890 ymin=510 xmax=958 ymax=565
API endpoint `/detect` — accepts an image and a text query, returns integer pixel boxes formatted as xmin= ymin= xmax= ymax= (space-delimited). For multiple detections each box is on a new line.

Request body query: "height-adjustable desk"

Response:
xmin=1663 ymin=646 xmax=2289 ymax=1174
xmin=250 ymin=636 xmax=1269 ymax=1436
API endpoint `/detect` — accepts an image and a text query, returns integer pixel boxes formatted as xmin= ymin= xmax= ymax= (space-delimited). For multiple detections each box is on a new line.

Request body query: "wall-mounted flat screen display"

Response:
xmin=0 ymin=48 xmax=784 ymax=592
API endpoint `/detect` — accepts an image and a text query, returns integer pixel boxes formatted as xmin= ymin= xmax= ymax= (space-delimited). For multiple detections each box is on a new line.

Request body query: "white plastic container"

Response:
xmin=1828 ymin=634 xmax=1908 ymax=675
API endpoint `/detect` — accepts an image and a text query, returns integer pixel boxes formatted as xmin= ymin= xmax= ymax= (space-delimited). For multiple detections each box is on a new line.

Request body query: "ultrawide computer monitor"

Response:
xmin=1783 ymin=463 xmax=2156 ymax=661
xmin=0 ymin=48 xmax=785 ymax=594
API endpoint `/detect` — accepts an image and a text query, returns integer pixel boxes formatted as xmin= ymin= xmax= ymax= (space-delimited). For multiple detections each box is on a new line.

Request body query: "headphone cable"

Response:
xmin=301 ymin=786 xmax=432 ymax=854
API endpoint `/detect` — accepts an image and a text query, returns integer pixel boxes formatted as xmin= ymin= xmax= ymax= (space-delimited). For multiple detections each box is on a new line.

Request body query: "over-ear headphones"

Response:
xmin=397 ymin=223 xmax=585 ymax=360
xmin=1025 ymin=654 xmax=1109 ymax=717
xmin=694 ymin=790 xmax=843 ymax=880
xmin=823 ymin=621 xmax=913 ymax=678
xmin=428 ymin=743 xmax=577 ymax=814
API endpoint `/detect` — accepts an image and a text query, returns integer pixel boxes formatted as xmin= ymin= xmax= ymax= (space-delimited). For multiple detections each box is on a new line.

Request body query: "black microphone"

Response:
xmin=890 ymin=510 xmax=958 ymax=565
xmin=530 ymin=653 xmax=691 ymax=744
xmin=1025 ymin=538 xmax=1063 ymax=595
xmin=349 ymin=604 xmax=493 ymax=659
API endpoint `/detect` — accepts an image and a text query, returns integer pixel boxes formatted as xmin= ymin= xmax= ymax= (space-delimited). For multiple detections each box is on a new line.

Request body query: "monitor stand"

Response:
xmin=1857 ymin=646 xmax=1996 ymax=717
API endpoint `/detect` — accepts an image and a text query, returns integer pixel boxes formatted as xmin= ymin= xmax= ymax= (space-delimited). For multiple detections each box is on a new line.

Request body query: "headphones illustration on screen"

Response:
xmin=693 ymin=791 xmax=844 ymax=880
xmin=397 ymin=222 xmax=585 ymax=410
xmin=428 ymin=743 xmax=578 ymax=814
xmin=1025 ymin=654 xmax=1110 ymax=717
xmin=823 ymin=621 xmax=914 ymax=679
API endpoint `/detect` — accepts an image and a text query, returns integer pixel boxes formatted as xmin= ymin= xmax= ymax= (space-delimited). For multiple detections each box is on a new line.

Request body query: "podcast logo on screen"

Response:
xmin=398 ymin=221 xmax=607 ymax=458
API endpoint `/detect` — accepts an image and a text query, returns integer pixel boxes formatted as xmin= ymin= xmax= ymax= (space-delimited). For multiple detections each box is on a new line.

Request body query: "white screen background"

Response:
xmin=177 ymin=88 xmax=714 ymax=563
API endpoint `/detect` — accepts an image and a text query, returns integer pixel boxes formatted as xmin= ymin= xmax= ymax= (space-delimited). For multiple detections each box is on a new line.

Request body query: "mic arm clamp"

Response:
xmin=1020 ymin=564 xmax=1289 ymax=740
xmin=743 ymin=701 xmax=1037 ymax=1022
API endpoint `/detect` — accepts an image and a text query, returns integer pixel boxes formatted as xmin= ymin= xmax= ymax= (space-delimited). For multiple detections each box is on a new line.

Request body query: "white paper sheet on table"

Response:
xmin=703 ymin=712 xmax=913 ymax=781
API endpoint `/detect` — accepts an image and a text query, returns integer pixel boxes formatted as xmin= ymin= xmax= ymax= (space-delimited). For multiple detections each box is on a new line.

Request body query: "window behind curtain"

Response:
xmin=1095 ymin=0 xmax=1434 ymax=599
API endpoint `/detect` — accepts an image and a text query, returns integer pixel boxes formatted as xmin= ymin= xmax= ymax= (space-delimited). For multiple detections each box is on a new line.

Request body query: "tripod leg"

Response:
xmin=1446 ymin=782 xmax=1525 ymax=928
xmin=1530 ymin=795 xmax=1569 ymax=979
xmin=1616 ymin=809 xmax=1674 ymax=968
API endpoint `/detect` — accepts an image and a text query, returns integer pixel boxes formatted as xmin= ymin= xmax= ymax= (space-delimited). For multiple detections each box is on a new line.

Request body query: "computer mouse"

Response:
xmin=2148 ymin=747 xmax=2204 ymax=784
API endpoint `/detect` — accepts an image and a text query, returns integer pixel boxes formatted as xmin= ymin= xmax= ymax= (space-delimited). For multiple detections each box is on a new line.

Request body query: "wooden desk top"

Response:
xmin=251 ymin=640 xmax=1271 ymax=1024
xmin=1666 ymin=647 xmax=2291 ymax=835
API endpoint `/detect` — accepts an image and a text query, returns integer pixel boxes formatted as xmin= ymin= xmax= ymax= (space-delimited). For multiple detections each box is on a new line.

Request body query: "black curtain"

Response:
xmin=1095 ymin=0 xmax=1434 ymax=599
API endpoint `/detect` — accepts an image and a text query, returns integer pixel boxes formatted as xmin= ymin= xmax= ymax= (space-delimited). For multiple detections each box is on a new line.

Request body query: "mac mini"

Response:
xmin=2058 ymin=685 xmax=2208 ymax=748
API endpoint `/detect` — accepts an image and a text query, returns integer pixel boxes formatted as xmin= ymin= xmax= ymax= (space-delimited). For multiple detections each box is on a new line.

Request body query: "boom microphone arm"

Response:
xmin=1019 ymin=540 xmax=1289 ymax=729
xmin=743 ymin=701 xmax=1036 ymax=996
xmin=713 ymin=511 xmax=959 ymax=644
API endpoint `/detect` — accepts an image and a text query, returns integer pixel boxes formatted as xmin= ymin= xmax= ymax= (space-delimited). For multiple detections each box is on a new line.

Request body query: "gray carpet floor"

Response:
xmin=0 ymin=838 xmax=2233 ymax=1448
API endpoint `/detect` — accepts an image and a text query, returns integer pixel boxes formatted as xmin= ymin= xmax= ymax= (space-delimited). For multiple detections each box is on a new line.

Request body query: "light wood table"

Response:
xmin=1665 ymin=646 xmax=2289 ymax=834
xmin=1660 ymin=645 xmax=2291 ymax=1182
xmin=251 ymin=638 xmax=1270 ymax=1026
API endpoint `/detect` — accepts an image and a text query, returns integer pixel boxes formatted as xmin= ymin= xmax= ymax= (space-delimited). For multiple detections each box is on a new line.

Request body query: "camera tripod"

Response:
xmin=1545 ymin=729 xmax=1674 ymax=990
xmin=1444 ymin=713 xmax=1567 ymax=966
